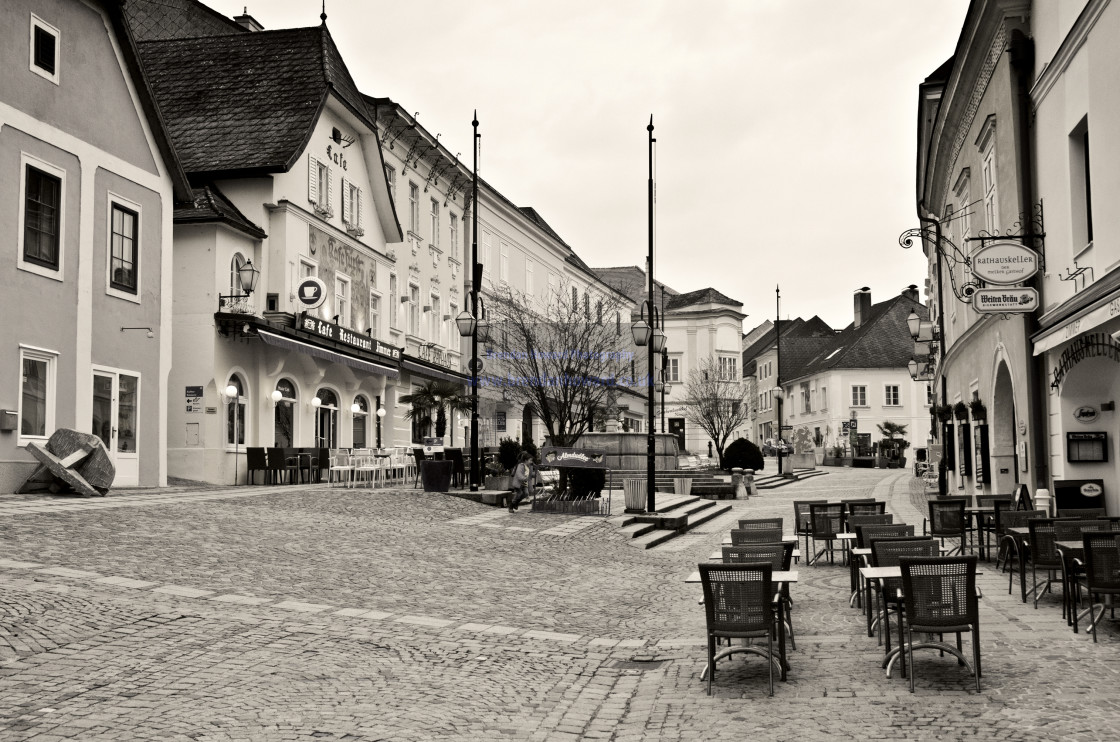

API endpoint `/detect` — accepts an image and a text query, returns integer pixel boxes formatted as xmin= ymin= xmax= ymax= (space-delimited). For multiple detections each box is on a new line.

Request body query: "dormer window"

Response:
xmin=30 ymin=15 xmax=59 ymax=84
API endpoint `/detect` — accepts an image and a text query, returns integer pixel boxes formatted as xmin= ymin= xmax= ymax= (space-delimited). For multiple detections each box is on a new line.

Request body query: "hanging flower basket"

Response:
xmin=969 ymin=399 xmax=987 ymax=421
xmin=953 ymin=402 xmax=970 ymax=421
xmin=935 ymin=404 xmax=954 ymax=423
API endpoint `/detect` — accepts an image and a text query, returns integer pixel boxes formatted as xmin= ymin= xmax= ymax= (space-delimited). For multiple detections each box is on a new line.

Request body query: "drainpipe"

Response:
xmin=1009 ymin=28 xmax=1049 ymax=493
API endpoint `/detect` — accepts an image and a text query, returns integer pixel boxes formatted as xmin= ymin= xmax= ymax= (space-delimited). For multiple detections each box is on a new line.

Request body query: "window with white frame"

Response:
xmin=852 ymin=385 xmax=867 ymax=407
xmin=108 ymin=200 xmax=139 ymax=296
xmin=447 ymin=302 xmax=457 ymax=345
xmin=342 ymin=179 xmax=362 ymax=231
xmin=981 ymin=139 xmax=998 ymax=234
xmin=308 ymin=156 xmax=331 ymax=215
xmin=548 ymin=271 xmax=559 ymax=299
xmin=408 ymin=283 xmax=420 ymax=335
xmin=20 ymin=157 xmax=64 ymax=276
xmin=499 ymin=242 xmax=509 ymax=284
xmin=1071 ymin=119 xmax=1093 ymax=250
xmin=430 ymin=293 xmax=441 ymax=343
xmin=719 ymin=356 xmax=737 ymax=380
xmin=384 ymin=165 xmax=396 ymax=198
xmin=800 ymin=383 xmax=810 ymax=412
xmin=335 ymin=273 xmax=350 ymax=327
xmin=230 ymin=253 xmax=248 ymax=295
xmin=30 ymin=15 xmax=59 ymax=84
xmin=482 ymin=232 xmax=492 ymax=278
xmin=572 ymin=286 xmax=579 ymax=307
xmin=525 ymin=258 xmax=534 ymax=293
xmin=19 ymin=345 xmax=56 ymax=443
xmin=430 ymin=199 xmax=439 ymax=246
xmin=666 ymin=356 xmax=680 ymax=383
xmin=820 ymin=386 xmax=827 ymax=410
xmin=408 ymin=182 xmax=419 ymax=234
xmin=225 ymin=374 xmax=246 ymax=447
xmin=449 ymin=213 xmax=458 ymax=253
xmin=389 ymin=273 xmax=399 ymax=330
xmin=368 ymin=291 xmax=380 ymax=339
xmin=884 ymin=384 xmax=900 ymax=406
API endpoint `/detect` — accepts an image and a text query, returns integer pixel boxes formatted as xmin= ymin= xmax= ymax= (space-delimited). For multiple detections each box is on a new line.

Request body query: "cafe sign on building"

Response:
xmin=970 ymin=240 xmax=1039 ymax=286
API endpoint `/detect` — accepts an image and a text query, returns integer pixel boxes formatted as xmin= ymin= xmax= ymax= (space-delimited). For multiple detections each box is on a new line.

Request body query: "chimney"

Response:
xmin=234 ymin=8 xmax=264 ymax=32
xmin=902 ymin=284 xmax=920 ymax=302
xmin=854 ymin=287 xmax=872 ymax=329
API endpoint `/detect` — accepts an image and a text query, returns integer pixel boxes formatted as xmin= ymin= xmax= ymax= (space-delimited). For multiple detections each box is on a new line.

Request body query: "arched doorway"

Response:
xmin=314 ymin=388 xmax=338 ymax=448
xmin=991 ymin=361 xmax=1017 ymax=494
xmin=273 ymin=378 xmax=296 ymax=448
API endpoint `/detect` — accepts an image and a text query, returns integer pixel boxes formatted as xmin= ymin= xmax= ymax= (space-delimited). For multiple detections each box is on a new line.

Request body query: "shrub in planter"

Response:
xmin=953 ymin=402 xmax=969 ymax=421
xmin=723 ymin=437 xmax=764 ymax=472
xmin=935 ymin=404 xmax=954 ymax=423
xmin=969 ymin=399 xmax=987 ymax=421
xmin=497 ymin=437 xmax=522 ymax=474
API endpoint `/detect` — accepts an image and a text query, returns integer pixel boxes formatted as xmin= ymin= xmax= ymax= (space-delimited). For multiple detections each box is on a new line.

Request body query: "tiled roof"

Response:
xmin=666 ymin=287 xmax=742 ymax=310
xmin=796 ymin=294 xmax=926 ymax=377
xmin=174 ymin=185 xmax=267 ymax=239
xmin=594 ymin=266 xmax=678 ymax=302
xmin=123 ymin=0 xmax=247 ymax=42
xmin=137 ymin=25 xmax=373 ymax=175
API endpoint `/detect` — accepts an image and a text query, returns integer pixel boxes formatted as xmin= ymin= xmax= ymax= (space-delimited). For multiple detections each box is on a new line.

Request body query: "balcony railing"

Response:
xmin=218 ymin=295 xmax=257 ymax=315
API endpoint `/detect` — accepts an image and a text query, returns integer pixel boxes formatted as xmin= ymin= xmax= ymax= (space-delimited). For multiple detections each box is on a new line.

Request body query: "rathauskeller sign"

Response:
xmin=970 ymin=240 xmax=1039 ymax=285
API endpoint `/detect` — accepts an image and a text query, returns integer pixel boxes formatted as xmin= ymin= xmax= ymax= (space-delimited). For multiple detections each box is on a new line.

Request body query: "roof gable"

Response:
xmin=797 ymin=295 xmax=926 ymax=377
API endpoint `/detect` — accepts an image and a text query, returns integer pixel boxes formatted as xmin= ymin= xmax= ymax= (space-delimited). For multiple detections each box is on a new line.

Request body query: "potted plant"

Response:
xmin=969 ymin=398 xmax=987 ymax=422
xmin=935 ymin=404 xmax=954 ymax=423
xmin=953 ymin=401 xmax=969 ymax=421
xmin=484 ymin=437 xmax=521 ymax=491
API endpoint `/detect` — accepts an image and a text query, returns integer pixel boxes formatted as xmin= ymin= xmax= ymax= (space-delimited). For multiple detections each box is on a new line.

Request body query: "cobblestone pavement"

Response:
xmin=1 ymin=471 xmax=1118 ymax=740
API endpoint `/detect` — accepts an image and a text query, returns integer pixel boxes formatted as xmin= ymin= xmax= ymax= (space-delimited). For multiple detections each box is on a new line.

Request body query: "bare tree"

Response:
xmin=675 ymin=355 xmax=751 ymax=468
xmin=482 ymin=280 xmax=637 ymax=448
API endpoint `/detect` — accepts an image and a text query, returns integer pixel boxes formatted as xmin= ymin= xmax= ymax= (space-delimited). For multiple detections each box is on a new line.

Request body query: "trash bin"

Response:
xmin=623 ymin=478 xmax=646 ymax=512
xmin=420 ymin=460 xmax=453 ymax=493
xmin=673 ymin=477 xmax=693 ymax=496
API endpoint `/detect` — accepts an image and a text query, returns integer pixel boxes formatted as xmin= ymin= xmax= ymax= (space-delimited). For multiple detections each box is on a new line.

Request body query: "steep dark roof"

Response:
xmin=174 ymin=185 xmax=267 ymax=239
xmin=742 ymin=316 xmax=836 ymax=378
xmin=924 ymin=56 xmax=954 ymax=85
xmin=123 ymin=0 xmax=247 ymax=41
xmin=137 ymin=25 xmax=372 ymax=175
xmin=666 ymin=287 xmax=742 ymax=310
xmin=594 ymin=266 xmax=679 ymax=303
xmin=795 ymin=294 xmax=926 ymax=378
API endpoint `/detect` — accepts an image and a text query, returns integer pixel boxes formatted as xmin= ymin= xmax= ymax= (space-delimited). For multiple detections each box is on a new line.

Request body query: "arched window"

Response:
xmin=225 ymin=374 xmax=246 ymax=447
xmin=230 ymin=253 xmax=246 ymax=295
xmin=352 ymin=395 xmax=369 ymax=449
xmin=314 ymin=388 xmax=339 ymax=448
xmin=273 ymin=378 xmax=296 ymax=447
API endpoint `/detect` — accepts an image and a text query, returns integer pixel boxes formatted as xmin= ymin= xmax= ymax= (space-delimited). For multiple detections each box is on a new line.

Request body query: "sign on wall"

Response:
xmin=296 ymin=276 xmax=327 ymax=309
xmin=972 ymin=287 xmax=1039 ymax=314
xmin=185 ymin=386 xmax=203 ymax=414
xmin=969 ymin=240 xmax=1039 ymax=285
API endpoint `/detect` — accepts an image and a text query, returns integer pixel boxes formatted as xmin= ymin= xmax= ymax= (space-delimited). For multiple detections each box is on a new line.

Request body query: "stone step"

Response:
xmin=627 ymin=501 xmax=733 ymax=549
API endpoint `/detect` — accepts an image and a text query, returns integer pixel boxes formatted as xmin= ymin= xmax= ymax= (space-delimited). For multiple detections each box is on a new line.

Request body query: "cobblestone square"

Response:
xmin=1 ymin=470 xmax=1118 ymax=740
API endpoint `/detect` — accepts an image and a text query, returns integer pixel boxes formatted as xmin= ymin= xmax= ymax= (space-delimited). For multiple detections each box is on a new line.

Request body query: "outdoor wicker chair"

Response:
xmin=1025 ymin=519 xmax=1065 ymax=610
xmin=808 ymin=503 xmax=844 ymax=565
xmin=847 ymin=514 xmax=894 ymax=535
xmin=896 ymin=556 xmax=981 ymax=692
xmin=869 ymin=536 xmax=938 ymax=651
xmin=846 ymin=500 xmax=887 ymax=524
xmin=998 ymin=509 xmax=1047 ymax=598
xmin=730 ymin=527 xmax=784 ymax=545
xmin=721 ymin=541 xmax=797 ymax=650
xmin=1073 ymin=532 xmax=1120 ymax=641
xmin=266 ymin=447 xmax=298 ymax=485
xmin=924 ymin=497 xmax=969 ymax=556
xmin=793 ymin=500 xmax=827 ymax=559
xmin=1057 ymin=507 xmax=1108 ymax=519
xmin=698 ymin=563 xmax=784 ymax=696
xmin=245 ymin=447 xmax=268 ymax=485
xmin=739 ymin=518 xmax=783 ymax=532
xmin=848 ymin=523 xmax=914 ymax=608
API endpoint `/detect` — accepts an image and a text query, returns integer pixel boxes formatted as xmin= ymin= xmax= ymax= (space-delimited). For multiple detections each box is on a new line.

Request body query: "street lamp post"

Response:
xmin=775 ymin=285 xmax=782 ymax=476
xmin=641 ymin=115 xmax=659 ymax=512
xmin=456 ymin=112 xmax=484 ymax=491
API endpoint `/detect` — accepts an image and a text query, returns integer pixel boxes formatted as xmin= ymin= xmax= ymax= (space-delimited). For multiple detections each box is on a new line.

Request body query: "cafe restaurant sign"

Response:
xmin=301 ymin=313 xmax=400 ymax=359
xmin=970 ymin=240 xmax=1039 ymax=286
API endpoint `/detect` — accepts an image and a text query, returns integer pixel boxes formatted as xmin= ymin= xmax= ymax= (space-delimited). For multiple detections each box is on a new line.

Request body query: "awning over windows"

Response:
xmin=257 ymin=329 xmax=399 ymax=379
xmin=401 ymin=358 xmax=468 ymax=385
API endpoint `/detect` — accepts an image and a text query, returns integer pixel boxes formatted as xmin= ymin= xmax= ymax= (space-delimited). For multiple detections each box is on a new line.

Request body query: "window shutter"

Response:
xmin=341 ymin=177 xmax=349 ymax=223
xmin=308 ymin=157 xmax=319 ymax=204
xmin=357 ymin=189 xmax=363 ymax=228
xmin=326 ymin=167 xmax=334 ymax=214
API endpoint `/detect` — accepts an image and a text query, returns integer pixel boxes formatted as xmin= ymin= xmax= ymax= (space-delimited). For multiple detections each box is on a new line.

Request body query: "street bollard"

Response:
xmin=745 ymin=468 xmax=757 ymax=498
xmin=1035 ymin=488 xmax=1052 ymax=517
xmin=731 ymin=468 xmax=747 ymax=500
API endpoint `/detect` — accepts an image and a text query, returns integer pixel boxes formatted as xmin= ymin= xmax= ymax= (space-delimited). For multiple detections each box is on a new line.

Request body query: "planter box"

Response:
xmin=533 ymin=498 xmax=601 ymax=515
xmin=485 ymin=474 xmax=513 ymax=491
xmin=421 ymin=460 xmax=453 ymax=492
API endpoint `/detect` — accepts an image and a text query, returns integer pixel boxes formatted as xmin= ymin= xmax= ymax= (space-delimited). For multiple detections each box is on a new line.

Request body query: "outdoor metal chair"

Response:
xmin=848 ymin=523 xmax=913 ymax=608
xmin=997 ymin=509 xmax=1047 ymax=597
xmin=793 ymin=500 xmax=827 ymax=559
xmin=326 ymin=449 xmax=353 ymax=487
xmin=846 ymin=500 xmax=887 ymax=523
xmin=895 ymin=556 xmax=981 ymax=693
xmin=698 ymin=563 xmax=785 ymax=696
xmin=266 ymin=447 xmax=298 ymax=485
xmin=730 ymin=527 xmax=784 ymax=545
xmin=847 ymin=514 xmax=894 ymax=534
xmin=1073 ymin=533 xmax=1120 ymax=641
xmin=721 ymin=541 xmax=797 ymax=650
xmin=808 ymin=503 xmax=844 ymax=565
xmin=412 ymin=448 xmax=426 ymax=488
xmin=868 ymin=536 xmax=938 ymax=651
xmin=924 ymin=498 xmax=969 ymax=556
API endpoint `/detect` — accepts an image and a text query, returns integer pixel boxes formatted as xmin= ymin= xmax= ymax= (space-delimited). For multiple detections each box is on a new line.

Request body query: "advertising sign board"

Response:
xmin=972 ymin=287 xmax=1039 ymax=314
xmin=970 ymin=240 xmax=1039 ymax=285
xmin=296 ymin=277 xmax=327 ymax=309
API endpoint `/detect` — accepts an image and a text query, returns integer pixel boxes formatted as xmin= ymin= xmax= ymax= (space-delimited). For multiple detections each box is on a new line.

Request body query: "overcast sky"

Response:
xmin=202 ymin=0 xmax=970 ymax=331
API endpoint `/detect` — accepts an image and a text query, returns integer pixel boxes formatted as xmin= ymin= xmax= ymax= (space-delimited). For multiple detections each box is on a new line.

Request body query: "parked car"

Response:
xmin=761 ymin=439 xmax=788 ymax=457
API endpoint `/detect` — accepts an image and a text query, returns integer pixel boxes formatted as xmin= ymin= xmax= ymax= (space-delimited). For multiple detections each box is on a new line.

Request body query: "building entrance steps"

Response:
xmin=616 ymin=494 xmax=732 ymax=549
